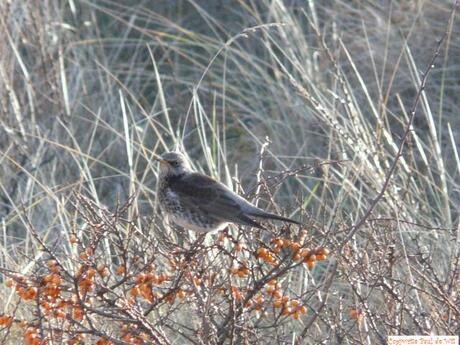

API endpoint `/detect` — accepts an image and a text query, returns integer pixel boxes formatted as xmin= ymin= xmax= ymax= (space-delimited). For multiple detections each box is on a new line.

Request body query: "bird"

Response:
xmin=156 ymin=151 xmax=300 ymax=233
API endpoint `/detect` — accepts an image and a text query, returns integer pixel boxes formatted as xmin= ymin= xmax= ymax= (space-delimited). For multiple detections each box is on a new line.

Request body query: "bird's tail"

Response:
xmin=248 ymin=209 xmax=301 ymax=225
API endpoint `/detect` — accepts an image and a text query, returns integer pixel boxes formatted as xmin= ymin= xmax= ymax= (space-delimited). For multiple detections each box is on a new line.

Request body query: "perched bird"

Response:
xmin=156 ymin=152 xmax=300 ymax=233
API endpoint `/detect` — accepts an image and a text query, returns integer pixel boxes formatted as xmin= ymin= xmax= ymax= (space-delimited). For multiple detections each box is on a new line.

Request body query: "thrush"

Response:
xmin=156 ymin=152 xmax=300 ymax=233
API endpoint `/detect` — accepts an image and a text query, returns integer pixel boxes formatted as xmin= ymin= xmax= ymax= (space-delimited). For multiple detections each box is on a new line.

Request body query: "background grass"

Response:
xmin=0 ymin=0 xmax=459 ymax=344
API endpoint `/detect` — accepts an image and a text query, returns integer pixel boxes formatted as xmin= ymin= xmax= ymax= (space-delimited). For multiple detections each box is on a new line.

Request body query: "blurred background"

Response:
xmin=0 ymin=0 xmax=459 ymax=342
xmin=1 ymin=0 xmax=459 ymax=227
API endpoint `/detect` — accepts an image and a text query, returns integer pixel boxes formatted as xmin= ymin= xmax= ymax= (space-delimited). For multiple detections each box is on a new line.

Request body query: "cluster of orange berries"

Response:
xmin=5 ymin=274 xmax=37 ymax=301
xmin=244 ymin=293 xmax=265 ymax=311
xmin=256 ymin=247 xmax=279 ymax=265
xmin=229 ymin=280 xmax=308 ymax=320
xmin=349 ymin=308 xmax=364 ymax=322
xmin=256 ymin=237 xmax=330 ymax=269
xmin=3 ymin=258 xmax=104 ymax=335
xmin=96 ymin=337 xmax=114 ymax=345
xmin=129 ymin=270 xmax=171 ymax=303
xmin=24 ymin=327 xmax=41 ymax=345
xmin=0 ymin=315 xmax=37 ymax=344
xmin=0 ymin=314 xmax=13 ymax=327
xmin=265 ymin=280 xmax=307 ymax=319
xmin=230 ymin=263 xmax=250 ymax=278
xmin=76 ymin=266 xmax=99 ymax=295
xmin=231 ymin=286 xmax=243 ymax=301
xmin=119 ymin=324 xmax=150 ymax=344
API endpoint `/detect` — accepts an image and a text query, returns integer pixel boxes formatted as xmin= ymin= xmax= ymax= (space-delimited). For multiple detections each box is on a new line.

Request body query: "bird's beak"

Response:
xmin=153 ymin=156 xmax=167 ymax=165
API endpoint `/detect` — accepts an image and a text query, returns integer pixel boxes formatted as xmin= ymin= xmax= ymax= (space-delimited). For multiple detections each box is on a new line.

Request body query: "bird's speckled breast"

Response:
xmin=158 ymin=180 xmax=225 ymax=232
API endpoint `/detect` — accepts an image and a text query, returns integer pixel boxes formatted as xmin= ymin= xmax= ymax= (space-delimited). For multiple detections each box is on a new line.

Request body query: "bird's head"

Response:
xmin=157 ymin=152 xmax=191 ymax=177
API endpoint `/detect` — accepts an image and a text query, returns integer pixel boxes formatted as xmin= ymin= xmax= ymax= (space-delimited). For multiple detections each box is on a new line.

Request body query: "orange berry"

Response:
xmin=54 ymin=310 xmax=66 ymax=319
xmin=116 ymin=266 xmax=125 ymax=276
xmin=176 ymin=289 xmax=186 ymax=299
xmin=272 ymin=245 xmax=281 ymax=254
xmin=315 ymin=247 xmax=330 ymax=256
xmin=139 ymin=284 xmax=152 ymax=297
xmin=290 ymin=299 xmax=301 ymax=308
xmin=267 ymin=256 xmax=279 ymax=266
xmin=69 ymin=234 xmax=78 ymax=245
xmin=256 ymin=248 xmax=268 ymax=258
xmin=255 ymin=294 xmax=264 ymax=305
xmin=349 ymin=309 xmax=363 ymax=321
xmin=96 ymin=337 xmax=111 ymax=345
xmin=144 ymin=272 xmax=154 ymax=283
xmin=266 ymin=285 xmax=275 ymax=294
xmin=165 ymin=294 xmax=175 ymax=304
xmin=272 ymin=290 xmax=282 ymax=299
xmin=79 ymin=252 xmax=88 ymax=260
xmin=98 ymin=265 xmax=109 ymax=277
xmin=24 ymin=327 xmax=40 ymax=345
xmin=50 ymin=274 xmax=62 ymax=286
xmin=43 ymin=274 xmax=53 ymax=284
xmin=23 ymin=287 xmax=38 ymax=300
xmin=281 ymin=306 xmax=292 ymax=316
xmin=73 ymin=307 xmax=84 ymax=321
xmin=316 ymin=254 xmax=327 ymax=261
xmin=86 ymin=268 xmax=97 ymax=279
xmin=282 ymin=239 xmax=291 ymax=248
xmin=136 ymin=273 xmax=146 ymax=284
xmin=299 ymin=305 xmax=307 ymax=314
xmin=290 ymin=242 xmax=300 ymax=252
xmin=44 ymin=286 xmax=61 ymax=299
xmin=79 ymin=278 xmax=93 ymax=293
xmin=292 ymin=311 xmax=301 ymax=320
xmin=303 ymin=253 xmax=316 ymax=263
xmin=273 ymin=238 xmax=284 ymax=247
xmin=193 ymin=277 xmax=202 ymax=286
xmin=130 ymin=286 xmax=140 ymax=297
xmin=149 ymin=274 xmax=159 ymax=284
xmin=304 ymin=260 xmax=315 ymax=269
xmin=236 ymin=271 xmax=247 ymax=278
xmin=273 ymin=299 xmax=283 ymax=308
xmin=47 ymin=260 xmax=58 ymax=268
xmin=231 ymin=287 xmax=242 ymax=301
xmin=5 ymin=279 xmax=14 ymax=288
xmin=16 ymin=286 xmax=25 ymax=296
xmin=0 ymin=315 xmax=13 ymax=326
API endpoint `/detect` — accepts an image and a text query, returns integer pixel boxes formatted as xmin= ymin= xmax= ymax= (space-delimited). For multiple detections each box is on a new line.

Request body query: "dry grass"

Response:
xmin=0 ymin=0 xmax=459 ymax=344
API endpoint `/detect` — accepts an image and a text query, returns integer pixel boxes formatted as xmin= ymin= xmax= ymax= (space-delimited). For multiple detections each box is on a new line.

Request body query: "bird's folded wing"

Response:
xmin=169 ymin=173 xmax=247 ymax=223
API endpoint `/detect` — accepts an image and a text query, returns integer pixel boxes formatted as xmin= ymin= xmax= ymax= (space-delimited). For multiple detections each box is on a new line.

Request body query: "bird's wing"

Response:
xmin=169 ymin=173 xmax=263 ymax=228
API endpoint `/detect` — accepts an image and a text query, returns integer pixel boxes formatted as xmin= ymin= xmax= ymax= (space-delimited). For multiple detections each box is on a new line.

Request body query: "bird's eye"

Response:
xmin=170 ymin=161 xmax=178 ymax=167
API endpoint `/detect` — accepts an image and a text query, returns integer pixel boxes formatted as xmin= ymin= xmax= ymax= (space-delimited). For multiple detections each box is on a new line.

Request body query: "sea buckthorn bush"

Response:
xmin=1 ymin=1 xmax=459 ymax=344
xmin=1 ymin=196 xmax=330 ymax=344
